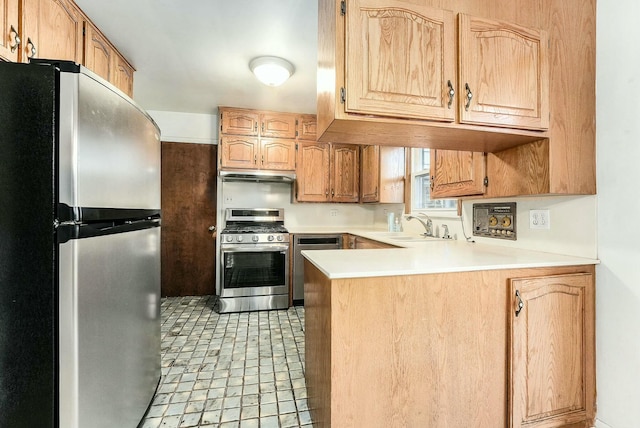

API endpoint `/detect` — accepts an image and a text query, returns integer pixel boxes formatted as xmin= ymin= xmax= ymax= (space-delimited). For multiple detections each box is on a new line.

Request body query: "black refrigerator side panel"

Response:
xmin=0 ymin=62 xmax=57 ymax=428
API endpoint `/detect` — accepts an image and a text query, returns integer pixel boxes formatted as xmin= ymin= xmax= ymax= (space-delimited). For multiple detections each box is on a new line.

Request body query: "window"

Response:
xmin=411 ymin=148 xmax=457 ymax=211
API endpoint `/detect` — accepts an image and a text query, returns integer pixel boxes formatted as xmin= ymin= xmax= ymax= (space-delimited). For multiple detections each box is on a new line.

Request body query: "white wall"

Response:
xmin=148 ymin=110 xmax=218 ymax=144
xmin=594 ymin=0 xmax=640 ymax=426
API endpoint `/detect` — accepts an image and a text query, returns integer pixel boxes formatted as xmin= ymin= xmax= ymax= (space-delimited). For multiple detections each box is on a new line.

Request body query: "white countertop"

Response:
xmin=301 ymin=231 xmax=599 ymax=279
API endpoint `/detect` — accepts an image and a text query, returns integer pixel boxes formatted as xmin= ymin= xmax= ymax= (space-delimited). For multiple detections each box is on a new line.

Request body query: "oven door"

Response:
xmin=220 ymin=244 xmax=289 ymax=297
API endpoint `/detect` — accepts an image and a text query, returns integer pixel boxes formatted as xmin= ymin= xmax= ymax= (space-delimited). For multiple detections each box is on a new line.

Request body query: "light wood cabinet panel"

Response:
xmin=330 ymin=144 xmax=359 ymax=203
xmin=0 ymin=0 xmax=19 ymax=62
xmin=219 ymin=136 xmax=259 ymax=169
xmin=260 ymin=138 xmax=295 ymax=171
xmin=509 ymin=273 xmax=595 ymax=428
xmin=296 ymin=142 xmax=330 ymax=202
xmin=361 ymin=145 xmax=405 ymax=203
xmin=296 ymin=114 xmax=317 ymax=141
xmin=112 ymin=52 xmax=134 ymax=97
xmin=220 ymin=108 xmax=260 ymax=136
xmin=261 ymin=112 xmax=296 ymax=139
xmin=21 ymin=0 xmax=83 ymax=63
xmin=430 ymin=149 xmax=485 ymax=198
xmin=459 ymin=14 xmax=549 ymax=130
xmin=83 ymin=21 xmax=112 ymax=82
xmin=345 ymin=0 xmax=456 ymax=122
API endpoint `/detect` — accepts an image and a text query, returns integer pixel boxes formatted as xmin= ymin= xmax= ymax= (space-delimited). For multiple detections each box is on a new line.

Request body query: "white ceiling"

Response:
xmin=74 ymin=0 xmax=318 ymax=115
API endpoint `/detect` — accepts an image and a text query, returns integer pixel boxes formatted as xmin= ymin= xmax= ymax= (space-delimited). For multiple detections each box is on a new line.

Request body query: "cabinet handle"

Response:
xmin=261 ymin=123 xmax=265 ymax=133
xmin=447 ymin=80 xmax=455 ymax=109
xmin=9 ymin=25 xmax=20 ymax=52
xmin=261 ymin=155 xmax=264 ymax=164
xmin=331 ymin=189 xmax=335 ymax=197
xmin=464 ymin=83 xmax=473 ymax=111
xmin=430 ymin=176 xmax=434 ymax=191
xmin=254 ymin=154 xmax=257 ymax=164
xmin=27 ymin=37 xmax=37 ymax=58
xmin=515 ymin=290 xmax=524 ymax=317
xmin=254 ymin=123 xmax=258 ymax=132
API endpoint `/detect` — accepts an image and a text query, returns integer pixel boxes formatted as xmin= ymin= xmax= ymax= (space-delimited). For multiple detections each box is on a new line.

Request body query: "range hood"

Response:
xmin=219 ymin=169 xmax=296 ymax=183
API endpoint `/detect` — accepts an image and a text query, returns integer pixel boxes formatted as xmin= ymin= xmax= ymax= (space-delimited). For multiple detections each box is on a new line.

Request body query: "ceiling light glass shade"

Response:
xmin=249 ymin=56 xmax=295 ymax=86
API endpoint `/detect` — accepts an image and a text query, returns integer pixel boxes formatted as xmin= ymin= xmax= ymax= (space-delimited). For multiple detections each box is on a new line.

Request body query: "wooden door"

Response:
xmin=21 ymin=0 xmax=83 ymax=63
xmin=509 ymin=273 xmax=595 ymax=428
xmin=360 ymin=145 xmax=379 ymax=202
xmin=430 ymin=150 xmax=485 ymax=198
xmin=220 ymin=107 xmax=259 ymax=136
xmin=161 ymin=142 xmax=217 ymax=297
xmin=261 ymin=112 xmax=296 ymax=138
xmin=296 ymin=141 xmax=330 ymax=202
xmin=296 ymin=114 xmax=317 ymax=141
xmin=260 ymin=138 xmax=296 ymax=171
xmin=345 ymin=0 xmax=456 ymax=121
xmin=219 ymin=136 xmax=259 ymax=169
xmin=459 ymin=14 xmax=549 ymax=130
xmin=330 ymin=144 xmax=359 ymax=202
xmin=0 ymin=0 xmax=19 ymax=61
xmin=83 ymin=21 xmax=113 ymax=82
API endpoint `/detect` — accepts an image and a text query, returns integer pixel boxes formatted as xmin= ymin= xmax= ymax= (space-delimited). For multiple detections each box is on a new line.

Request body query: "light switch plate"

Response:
xmin=529 ymin=209 xmax=550 ymax=229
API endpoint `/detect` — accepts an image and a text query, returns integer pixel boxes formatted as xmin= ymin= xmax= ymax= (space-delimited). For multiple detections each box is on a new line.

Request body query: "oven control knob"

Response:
xmin=225 ymin=235 xmax=233 ymax=242
xmin=277 ymin=235 xmax=283 ymax=241
xmin=236 ymin=235 xmax=243 ymax=242
xmin=252 ymin=235 xmax=259 ymax=242
xmin=268 ymin=235 xmax=274 ymax=241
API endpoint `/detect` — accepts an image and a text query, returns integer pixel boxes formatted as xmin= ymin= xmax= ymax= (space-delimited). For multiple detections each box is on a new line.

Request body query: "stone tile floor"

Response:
xmin=140 ymin=296 xmax=311 ymax=428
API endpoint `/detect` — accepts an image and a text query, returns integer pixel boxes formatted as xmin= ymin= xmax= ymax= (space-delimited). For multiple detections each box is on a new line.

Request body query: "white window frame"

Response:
xmin=410 ymin=148 xmax=459 ymax=217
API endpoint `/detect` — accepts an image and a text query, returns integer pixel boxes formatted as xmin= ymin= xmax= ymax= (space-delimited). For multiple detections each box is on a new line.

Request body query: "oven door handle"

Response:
xmin=221 ymin=245 xmax=289 ymax=253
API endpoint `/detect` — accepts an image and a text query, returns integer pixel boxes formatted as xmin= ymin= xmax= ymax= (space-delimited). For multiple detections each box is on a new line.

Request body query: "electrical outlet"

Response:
xmin=529 ymin=209 xmax=550 ymax=229
xmin=224 ymin=196 xmax=233 ymax=203
xmin=330 ymin=209 xmax=338 ymax=217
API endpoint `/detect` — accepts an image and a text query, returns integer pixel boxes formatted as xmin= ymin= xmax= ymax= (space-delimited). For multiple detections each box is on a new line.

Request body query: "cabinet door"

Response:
xmin=0 ymin=0 xmax=19 ymax=62
xmin=261 ymin=112 xmax=296 ymax=139
xmin=459 ymin=14 xmax=549 ymax=130
xmin=83 ymin=21 xmax=113 ymax=82
xmin=360 ymin=145 xmax=379 ymax=202
xmin=21 ymin=0 xmax=83 ymax=63
xmin=219 ymin=136 xmax=259 ymax=169
xmin=509 ymin=273 xmax=595 ymax=428
xmin=296 ymin=142 xmax=330 ymax=202
xmin=296 ymin=114 xmax=317 ymax=141
xmin=330 ymin=144 xmax=359 ymax=202
xmin=112 ymin=52 xmax=134 ymax=97
xmin=260 ymin=138 xmax=296 ymax=171
xmin=345 ymin=0 xmax=455 ymax=121
xmin=220 ymin=108 xmax=259 ymax=136
xmin=430 ymin=150 xmax=485 ymax=198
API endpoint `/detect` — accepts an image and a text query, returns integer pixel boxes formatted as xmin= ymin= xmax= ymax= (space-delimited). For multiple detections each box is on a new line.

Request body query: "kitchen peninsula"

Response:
xmin=302 ymin=238 xmax=597 ymax=428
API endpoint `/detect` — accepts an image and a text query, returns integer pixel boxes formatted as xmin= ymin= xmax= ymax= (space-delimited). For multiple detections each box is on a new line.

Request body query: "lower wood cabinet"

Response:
xmin=509 ymin=273 xmax=595 ymax=428
xmin=304 ymin=264 xmax=596 ymax=427
xmin=345 ymin=234 xmax=397 ymax=249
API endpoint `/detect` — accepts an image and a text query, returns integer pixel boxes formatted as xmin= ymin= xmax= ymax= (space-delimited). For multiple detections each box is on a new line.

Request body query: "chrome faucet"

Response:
xmin=406 ymin=214 xmax=434 ymax=237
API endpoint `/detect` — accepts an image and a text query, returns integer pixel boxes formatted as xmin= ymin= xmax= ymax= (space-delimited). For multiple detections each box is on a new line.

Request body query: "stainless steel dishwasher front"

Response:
xmin=292 ymin=234 xmax=343 ymax=304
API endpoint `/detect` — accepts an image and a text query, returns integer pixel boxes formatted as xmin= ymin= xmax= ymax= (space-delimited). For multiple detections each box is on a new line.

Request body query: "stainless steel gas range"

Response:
xmin=216 ymin=208 xmax=290 ymax=313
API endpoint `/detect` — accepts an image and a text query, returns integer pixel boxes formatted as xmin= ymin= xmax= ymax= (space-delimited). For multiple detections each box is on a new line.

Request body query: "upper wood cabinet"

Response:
xmin=296 ymin=142 xmax=359 ymax=203
xmin=458 ymin=14 xmax=549 ymax=130
xmin=296 ymin=141 xmax=330 ymax=202
xmin=318 ymin=0 xmax=595 ymax=197
xmin=0 ymin=0 xmax=19 ymax=62
xmin=360 ymin=145 xmax=405 ymax=203
xmin=83 ymin=21 xmax=112 ymax=82
xmin=345 ymin=0 xmax=455 ymax=123
xmin=219 ymin=107 xmax=298 ymax=172
xmin=509 ymin=273 xmax=595 ymax=428
xmin=219 ymin=136 xmax=295 ymax=172
xmin=296 ymin=114 xmax=317 ymax=141
xmin=112 ymin=53 xmax=134 ymax=97
xmin=430 ymin=150 xmax=485 ymax=198
xmin=21 ymin=0 xmax=83 ymax=63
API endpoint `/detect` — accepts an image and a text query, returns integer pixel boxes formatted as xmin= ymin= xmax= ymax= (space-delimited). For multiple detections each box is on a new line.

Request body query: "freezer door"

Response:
xmin=58 ymin=69 xmax=161 ymax=210
xmin=58 ymin=227 xmax=161 ymax=428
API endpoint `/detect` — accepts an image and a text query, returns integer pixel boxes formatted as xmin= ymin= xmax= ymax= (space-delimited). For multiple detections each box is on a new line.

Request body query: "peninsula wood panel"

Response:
xmin=304 ymin=263 xmax=596 ymax=428
xmin=0 ymin=0 xmax=18 ymax=62
xmin=430 ymin=149 xmax=485 ymax=198
xmin=161 ymin=142 xmax=217 ymax=297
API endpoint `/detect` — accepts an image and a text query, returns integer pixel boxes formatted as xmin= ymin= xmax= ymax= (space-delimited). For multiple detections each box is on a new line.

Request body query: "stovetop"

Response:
xmin=222 ymin=223 xmax=288 ymax=234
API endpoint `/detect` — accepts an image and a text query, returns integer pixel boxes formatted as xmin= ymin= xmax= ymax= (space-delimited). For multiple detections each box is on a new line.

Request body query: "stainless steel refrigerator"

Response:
xmin=0 ymin=60 xmax=161 ymax=428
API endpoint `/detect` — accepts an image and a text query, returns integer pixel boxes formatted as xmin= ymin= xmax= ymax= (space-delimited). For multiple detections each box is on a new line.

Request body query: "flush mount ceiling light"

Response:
xmin=249 ymin=56 xmax=295 ymax=87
